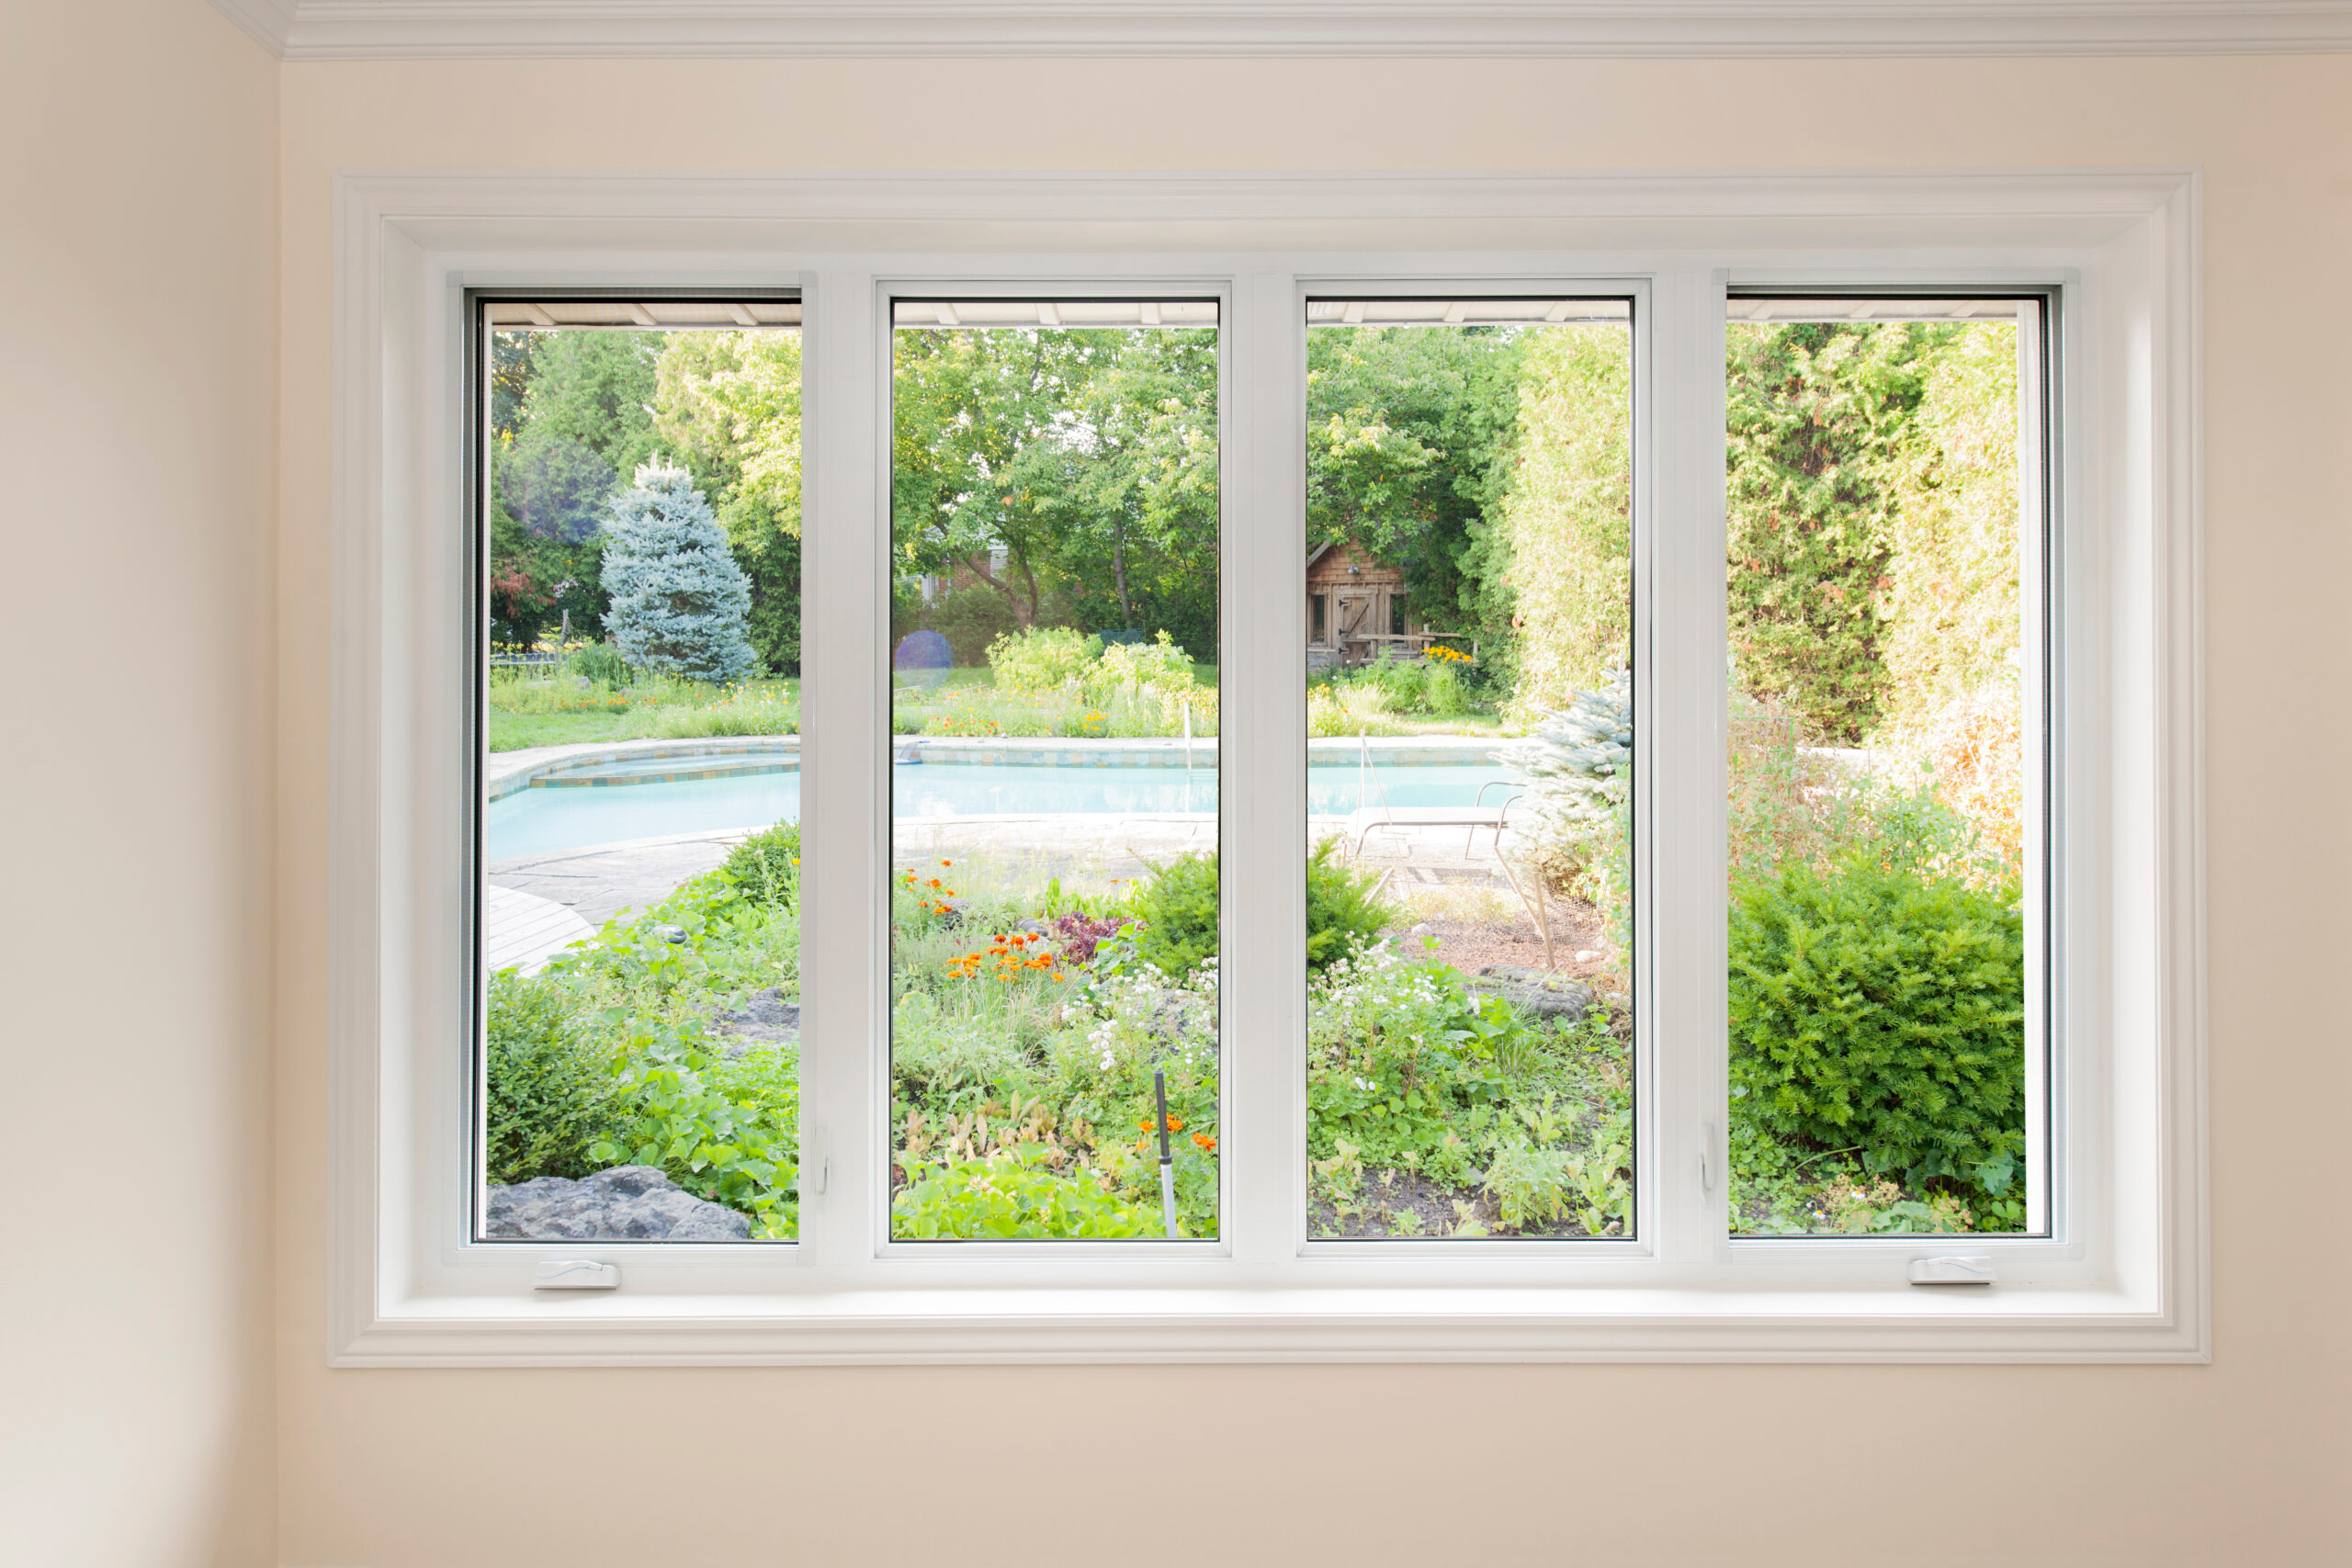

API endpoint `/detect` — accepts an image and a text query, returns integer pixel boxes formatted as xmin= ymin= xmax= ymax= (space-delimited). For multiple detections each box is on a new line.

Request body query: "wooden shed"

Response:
xmin=1307 ymin=540 xmax=1429 ymax=670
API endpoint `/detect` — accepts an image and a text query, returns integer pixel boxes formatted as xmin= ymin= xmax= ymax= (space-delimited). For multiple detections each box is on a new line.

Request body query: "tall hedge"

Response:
xmin=1498 ymin=324 xmax=1633 ymax=722
xmin=1724 ymin=322 xmax=1949 ymax=743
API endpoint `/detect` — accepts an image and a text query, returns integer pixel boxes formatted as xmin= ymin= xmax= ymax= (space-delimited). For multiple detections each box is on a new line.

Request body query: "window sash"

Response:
xmin=469 ymin=271 xmax=2063 ymax=1265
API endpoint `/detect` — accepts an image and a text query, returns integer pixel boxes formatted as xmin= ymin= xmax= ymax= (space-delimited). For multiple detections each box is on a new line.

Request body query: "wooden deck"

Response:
xmin=483 ymin=883 xmax=595 ymax=976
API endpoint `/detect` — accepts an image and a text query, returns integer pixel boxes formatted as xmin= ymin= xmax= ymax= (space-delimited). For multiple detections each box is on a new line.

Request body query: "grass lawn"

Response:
xmin=487 ymin=674 xmax=799 ymax=752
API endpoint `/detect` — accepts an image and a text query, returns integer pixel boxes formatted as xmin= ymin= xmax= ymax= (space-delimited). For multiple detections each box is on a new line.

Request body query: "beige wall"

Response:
xmin=269 ymin=55 xmax=2352 ymax=1567
xmin=13 ymin=29 xmax=2340 ymax=1566
xmin=0 ymin=2 xmax=279 ymax=1565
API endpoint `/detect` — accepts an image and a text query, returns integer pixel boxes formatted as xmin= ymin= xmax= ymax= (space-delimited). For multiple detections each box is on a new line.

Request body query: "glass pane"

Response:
xmin=888 ymin=298 xmax=1222 ymax=1241
xmin=1303 ymin=298 xmax=1635 ymax=1241
xmin=475 ymin=299 xmax=806 ymax=1243
xmin=1724 ymin=297 xmax=2041 ymax=1237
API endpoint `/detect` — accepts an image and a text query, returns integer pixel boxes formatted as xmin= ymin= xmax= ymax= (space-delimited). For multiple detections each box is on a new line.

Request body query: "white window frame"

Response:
xmin=328 ymin=168 xmax=2204 ymax=1364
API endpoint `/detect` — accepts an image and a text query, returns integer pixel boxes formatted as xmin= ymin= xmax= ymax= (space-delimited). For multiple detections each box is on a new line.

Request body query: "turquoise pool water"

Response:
xmin=485 ymin=760 xmax=1515 ymax=862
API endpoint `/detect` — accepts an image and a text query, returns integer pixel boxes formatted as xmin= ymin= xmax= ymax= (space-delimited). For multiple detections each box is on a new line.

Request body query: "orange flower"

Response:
xmin=940 ymin=860 xmax=952 ymax=867
xmin=928 ymin=878 xmax=942 ymax=889
xmin=1193 ymin=1134 xmax=1217 ymax=1153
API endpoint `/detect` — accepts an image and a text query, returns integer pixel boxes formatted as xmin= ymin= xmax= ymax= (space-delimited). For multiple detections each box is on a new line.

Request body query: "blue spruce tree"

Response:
xmin=601 ymin=461 xmax=761 ymax=682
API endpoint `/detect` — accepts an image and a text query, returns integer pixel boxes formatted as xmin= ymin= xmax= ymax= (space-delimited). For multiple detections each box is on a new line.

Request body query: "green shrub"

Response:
xmin=1126 ymin=850 xmax=1221 ymax=979
xmin=567 ymin=640 xmax=631 ymax=688
xmin=1306 ymin=838 xmax=1404 ymax=971
xmin=1086 ymin=630 xmax=1193 ymax=700
xmin=986 ymin=624 xmax=1102 ymax=693
xmin=1728 ymin=855 xmax=2026 ymax=1201
xmin=484 ymin=970 xmax=616 ymax=1185
xmin=891 ymin=1146 xmax=1157 ymax=1238
xmin=1126 ymin=842 xmax=1402 ymax=981
xmin=720 ymin=820 xmax=800 ymax=907
xmin=913 ymin=585 xmax=1022 ymax=668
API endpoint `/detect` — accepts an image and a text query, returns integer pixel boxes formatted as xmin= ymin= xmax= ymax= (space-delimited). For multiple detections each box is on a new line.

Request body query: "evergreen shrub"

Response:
xmin=1728 ymin=856 xmax=2027 ymax=1202
xmin=1126 ymin=843 xmax=1400 ymax=980
xmin=601 ymin=461 xmax=761 ymax=683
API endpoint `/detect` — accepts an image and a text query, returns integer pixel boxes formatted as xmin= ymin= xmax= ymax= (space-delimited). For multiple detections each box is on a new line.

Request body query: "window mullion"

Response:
xmin=1221 ymin=271 xmax=1308 ymax=1269
xmin=1645 ymin=268 xmax=1731 ymax=1264
xmin=797 ymin=268 xmax=884 ymax=1272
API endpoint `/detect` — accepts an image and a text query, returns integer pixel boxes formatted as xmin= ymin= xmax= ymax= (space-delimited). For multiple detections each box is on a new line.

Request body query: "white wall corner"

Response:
xmin=204 ymin=0 xmax=295 ymax=54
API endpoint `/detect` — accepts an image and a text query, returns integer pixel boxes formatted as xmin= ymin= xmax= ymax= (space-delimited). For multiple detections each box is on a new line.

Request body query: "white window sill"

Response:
xmin=337 ymin=1278 xmax=2198 ymax=1364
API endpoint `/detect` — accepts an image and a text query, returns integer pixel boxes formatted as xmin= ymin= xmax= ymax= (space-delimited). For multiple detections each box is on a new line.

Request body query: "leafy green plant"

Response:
xmin=588 ymin=1016 xmax=799 ymax=1238
xmin=986 ymin=624 xmax=1102 ymax=693
xmin=483 ymin=969 xmax=617 ymax=1184
xmin=1086 ymin=629 xmax=1194 ymax=700
xmin=1482 ymin=1135 xmax=1574 ymax=1231
xmin=891 ymin=1145 xmax=1157 ymax=1239
xmin=567 ymin=640 xmax=631 ymax=688
xmin=1729 ymin=854 xmax=2026 ymax=1205
xmin=720 ymin=820 xmax=800 ymax=908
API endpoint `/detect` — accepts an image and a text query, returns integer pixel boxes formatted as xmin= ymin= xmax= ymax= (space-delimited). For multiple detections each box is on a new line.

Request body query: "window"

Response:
xmin=1302 ymin=297 xmax=1634 ymax=1243
xmin=1722 ymin=296 xmax=2051 ymax=1240
xmin=471 ymin=294 xmax=805 ymax=1245
xmin=885 ymin=296 xmax=1223 ymax=1242
xmin=333 ymin=170 xmax=2204 ymax=1364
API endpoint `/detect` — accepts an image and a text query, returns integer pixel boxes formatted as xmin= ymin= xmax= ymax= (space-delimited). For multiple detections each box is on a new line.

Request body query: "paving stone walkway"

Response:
xmin=488 ymin=829 xmax=750 ymax=926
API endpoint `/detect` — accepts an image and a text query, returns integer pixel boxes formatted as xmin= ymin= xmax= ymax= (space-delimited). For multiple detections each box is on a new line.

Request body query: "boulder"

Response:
xmin=485 ymin=1166 xmax=752 ymax=1241
xmin=713 ymin=986 xmax=799 ymax=1054
xmin=1468 ymin=963 xmax=1597 ymax=1022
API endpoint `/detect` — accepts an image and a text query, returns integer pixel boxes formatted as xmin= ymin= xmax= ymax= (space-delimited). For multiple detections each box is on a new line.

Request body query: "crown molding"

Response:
xmin=210 ymin=1 xmax=2352 ymax=62
xmin=207 ymin=0 xmax=299 ymax=52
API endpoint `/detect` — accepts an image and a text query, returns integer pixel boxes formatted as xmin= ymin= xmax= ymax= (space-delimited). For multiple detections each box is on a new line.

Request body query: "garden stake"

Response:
xmin=1492 ymin=849 xmax=1558 ymax=974
xmin=1154 ymin=1069 xmax=1179 ymax=1238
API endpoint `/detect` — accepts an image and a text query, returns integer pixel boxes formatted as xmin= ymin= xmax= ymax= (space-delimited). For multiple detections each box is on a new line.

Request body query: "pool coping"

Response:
xmin=489 ymin=731 xmax=1511 ymax=801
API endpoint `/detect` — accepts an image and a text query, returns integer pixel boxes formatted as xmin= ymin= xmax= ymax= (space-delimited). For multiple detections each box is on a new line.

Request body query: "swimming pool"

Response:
xmin=484 ymin=759 xmax=1517 ymax=862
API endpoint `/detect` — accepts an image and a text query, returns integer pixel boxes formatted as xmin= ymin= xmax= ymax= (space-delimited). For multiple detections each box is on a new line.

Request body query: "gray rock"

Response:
xmin=485 ymin=1166 xmax=752 ymax=1241
xmin=654 ymin=923 xmax=688 ymax=944
xmin=1469 ymin=964 xmax=1597 ymax=1021
xmin=713 ymin=985 xmax=800 ymax=1053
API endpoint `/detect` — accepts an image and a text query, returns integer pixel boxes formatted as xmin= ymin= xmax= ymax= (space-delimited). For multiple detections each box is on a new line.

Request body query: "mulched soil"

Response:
xmin=1396 ymin=897 xmax=1619 ymax=989
xmin=1308 ymin=1170 xmax=1619 ymax=1241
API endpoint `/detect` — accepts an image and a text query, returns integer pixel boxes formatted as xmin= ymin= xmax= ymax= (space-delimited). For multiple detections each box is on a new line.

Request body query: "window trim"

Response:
xmin=327 ymin=168 xmax=2205 ymax=1364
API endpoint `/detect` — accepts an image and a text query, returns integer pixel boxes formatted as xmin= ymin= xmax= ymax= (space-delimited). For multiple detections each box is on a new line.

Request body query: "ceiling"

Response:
xmin=207 ymin=0 xmax=2352 ymax=61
